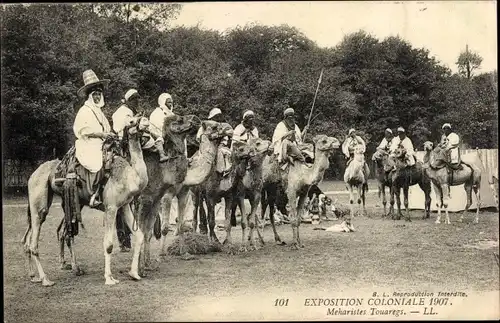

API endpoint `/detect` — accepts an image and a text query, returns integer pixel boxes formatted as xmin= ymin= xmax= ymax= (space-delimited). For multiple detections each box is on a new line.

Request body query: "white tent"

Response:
xmin=407 ymin=149 xmax=498 ymax=212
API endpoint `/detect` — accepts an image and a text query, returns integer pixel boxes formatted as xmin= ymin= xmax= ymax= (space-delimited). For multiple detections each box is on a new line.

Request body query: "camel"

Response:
xmin=422 ymin=141 xmax=482 ymax=224
xmin=230 ymin=137 xmax=271 ymax=250
xmin=191 ymin=140 xmax=252 ymax=250
xmin=387 ymin=146 xmax=432 ymax=221
xmin=260 ymin=142 xmax=315 ymax=244
xmin=137 ymin=117 xmax=233 ymax=271
xmin=280 ymin=135 xmax=340 ymax=249
xmin=343 ymin=145 xmax=370 ymax=218
xmin=22 ymin=116 xmax=150 ymax=286
xmin=371 ymin=148 xmax=393 ymax=216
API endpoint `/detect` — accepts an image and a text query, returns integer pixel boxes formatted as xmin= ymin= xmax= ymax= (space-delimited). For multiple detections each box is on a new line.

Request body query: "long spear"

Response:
xmin=302 ymin=68 xmax=324 ymax=139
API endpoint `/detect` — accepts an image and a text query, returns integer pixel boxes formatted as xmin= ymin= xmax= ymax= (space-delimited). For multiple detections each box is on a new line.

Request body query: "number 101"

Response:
xmin=274 ymin=298 xmax=289 ymax=306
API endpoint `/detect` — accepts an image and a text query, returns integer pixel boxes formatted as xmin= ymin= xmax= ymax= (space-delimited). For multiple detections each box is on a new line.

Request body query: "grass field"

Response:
xmin=3 ymin=181 xmax=499 ymax=322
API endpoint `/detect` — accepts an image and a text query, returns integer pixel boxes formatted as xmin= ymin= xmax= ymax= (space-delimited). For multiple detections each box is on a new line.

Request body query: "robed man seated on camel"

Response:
xmin=439 ymin=123 xmax=462 ymax=170
xmin=271 ymin=107 xmax=312 ymax=170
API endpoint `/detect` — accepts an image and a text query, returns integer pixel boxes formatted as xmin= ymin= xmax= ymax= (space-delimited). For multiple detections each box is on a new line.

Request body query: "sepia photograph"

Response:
xmin=2 ymin=1 xmax=498 ymax=321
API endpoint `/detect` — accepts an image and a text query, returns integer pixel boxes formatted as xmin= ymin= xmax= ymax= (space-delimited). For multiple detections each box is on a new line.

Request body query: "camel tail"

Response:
xmin=153 ymin=213 xmax=161 ymax=240
xmin=21 ymin=203 xmax=32 ymax=245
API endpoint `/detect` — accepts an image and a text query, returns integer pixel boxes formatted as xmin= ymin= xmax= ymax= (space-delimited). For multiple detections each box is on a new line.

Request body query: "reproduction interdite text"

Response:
xmin=273 ymin=291 xmax=469 ymax=317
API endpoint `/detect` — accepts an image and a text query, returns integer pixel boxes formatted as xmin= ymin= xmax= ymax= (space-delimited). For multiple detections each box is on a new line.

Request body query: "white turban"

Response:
xmin=124 ymin=89 xmax=138 ymax=101
xmin=348 ymin=128 xmax=355 ymax=135
xmin=158 ymin=93 xmax=172 ymax=109
xmin=442 ymin=123 xmax=451 ymax=129
xmin=397 ymin=126 xmax=405 ymax=133
xmin=208 ymin=108 xmax=222 ymax=119
xmin=385 ymin=128 xmax=393 ymax=134
xmin=243 ymin=110 xmax=254 ymax=119
xmin=284 ymin=108 xmax=294 ymax=117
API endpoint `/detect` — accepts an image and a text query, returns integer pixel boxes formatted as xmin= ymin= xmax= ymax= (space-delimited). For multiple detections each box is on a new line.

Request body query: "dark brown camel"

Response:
xmin=137 ymin=117 xmax=233 ymax=272
xmin=371 ymin=148 xmax=394 ymax=216
xmin=388 ymin=146 xmax=432 ymax=221
xmin=230 ymin=138 xmax=271 ymax=249
xmin=191 ymin=141 xmax=252 ymax=250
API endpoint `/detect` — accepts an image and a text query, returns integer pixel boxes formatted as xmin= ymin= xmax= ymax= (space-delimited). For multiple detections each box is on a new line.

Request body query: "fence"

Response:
xmin=3 ymin=159 xmax=45 ymax=192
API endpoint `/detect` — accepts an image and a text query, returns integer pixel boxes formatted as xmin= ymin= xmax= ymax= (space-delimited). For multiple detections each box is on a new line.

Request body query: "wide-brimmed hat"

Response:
xmin=77 ymin=69 xmax=110 ymax=98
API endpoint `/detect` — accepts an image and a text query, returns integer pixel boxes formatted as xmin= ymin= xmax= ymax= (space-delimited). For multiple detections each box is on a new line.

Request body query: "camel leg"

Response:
xmin=381 ymin=185 xmax=387 ymax=217
xmin=192 ymin=190 xmax=200 ymax=233
xmin=238 ymin=196 xmax=248 ymax=252
xmin=296 ymin=194 xmax=307 ymax=248
xmin=205 ymin=197 xmax=218 ymax=244
xmin=356 ymin=185 xmax=364 ymax=217
xmin=208 ymin=195 xmax=221 ymax=244
xmin=403 ymin=185 xmax=411 ymax=222
xmin=199 ymin=196 xmax=209 ymax=235
xmin=348 ymin=185 xmax=355 ymax=218
xmin=138 ymin=197 xmax=156 ymax=272
xmin=159 ymin=193 xmax=174 ymax=257
xmin=103 ymin=206 xmax=119 ymax=285
xmin=122 ymin=203 xmax=143 ymax=281
xmin=418 ymin=182 xmax=431 ymax=219
xmin=248 ymin=192 xmax=264 ymax=249
xmin=388 ymin=184 xmax=395 ymax=218
xmin=28 ymin=203 xmax=54 ymax=286
xmin=433 ymin=183 xmax=443 ymax=224
xmin=460 ymin=183 xmax=473 ymax=223
xmin=473 ymin=185 xmax=480 ymax=224
xmin=394 ymin=186 xmax=402 ymax=220
xmin=288 ymin=191 xmax=300 ymax=250
xmin=267 ymin=191 xmax=284 ymax=245
xmin=442 ymin=184 xmax=451 ymax=225
xmin=177 ymin=187 xmax=191 ymax=236
xmin=223 ymin=197 xmax=234 ymax=246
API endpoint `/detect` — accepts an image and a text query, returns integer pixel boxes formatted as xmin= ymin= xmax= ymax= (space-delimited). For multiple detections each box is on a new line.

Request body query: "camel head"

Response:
xmin=371 ymin=148 xmax=393 ymax=172
xmin=247 ymin=138 xmax=271 ymax=156
xmin=423 ymin=141 xmax=434 ymax=152
xmin=163 ymin=114 xmax=199 ymax=137
xmin=312 ymin=135 xmax=341 ymax=156
xmin=231 ymin=140 xmax=253 ymax=160
xmin=199 ymin=121 xmax=234 ymax=141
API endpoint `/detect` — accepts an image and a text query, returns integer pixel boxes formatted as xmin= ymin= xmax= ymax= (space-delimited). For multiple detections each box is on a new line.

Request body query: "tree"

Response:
xmin=456 ymin=45 xmax=483 ymax=79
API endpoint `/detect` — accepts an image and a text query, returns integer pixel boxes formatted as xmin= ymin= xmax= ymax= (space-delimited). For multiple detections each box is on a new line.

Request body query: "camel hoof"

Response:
xmin=458 ymin=218 xmax=463 ymax=223
xmin=30 ymin=277 xmax=42 ymax=283
xmin=238 ymin=246 xmax=248 ymax=253
xmin=222 ymin=238 xmax=232 ymax=245
xmin=128 ymin=271 xmax=142 ymax=281
xmin=289 ymin=243 xmax=300 ymax=251
xmin=474 ymin=219 xmax=479 ymax=224
xmin=300 ymin=244 xmax=305 ymax=248
xmin=435 ymin=220 xmax=441 ymax=224
xmin=276 ymin=241 xmax=286 ymax=246
xmin=73 ymin=268 xmax=85 ymax=276
xmin=61 ymin=263 xmax=72 ymax=270
xmin=105 ymin=277 xmax=119 ymax=285
xmin=42 ymin=278 xmax=55 ymax=287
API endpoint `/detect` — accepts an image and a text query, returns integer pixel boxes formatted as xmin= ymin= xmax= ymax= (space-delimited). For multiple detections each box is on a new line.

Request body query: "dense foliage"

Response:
xmin=1 ymin=4 xmax=497 ymax=179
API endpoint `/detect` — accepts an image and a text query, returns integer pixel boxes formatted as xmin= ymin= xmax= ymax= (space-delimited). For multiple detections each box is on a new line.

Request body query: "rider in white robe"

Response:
xmin=440 ymin=123 xmax=461 ymax=165
xmin=389 ymin=127 xmax=416 ymax=166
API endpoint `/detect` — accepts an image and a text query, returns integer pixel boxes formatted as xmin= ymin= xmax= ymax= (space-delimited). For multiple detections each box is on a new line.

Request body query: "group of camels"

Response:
xmin=21 ymin=111 xmax=482 ymax=286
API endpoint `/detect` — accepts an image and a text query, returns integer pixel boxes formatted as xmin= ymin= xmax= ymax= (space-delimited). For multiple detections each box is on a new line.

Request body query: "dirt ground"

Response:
xmin=3 ymin=181 xmax=499 ymax=322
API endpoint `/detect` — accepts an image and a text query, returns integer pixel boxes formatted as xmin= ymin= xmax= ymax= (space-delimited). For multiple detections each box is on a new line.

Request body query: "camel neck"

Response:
xmin=128 ymin=132 xmax=148 ymax=186
xmin=183 ymin=135 xmax=218 ymax=186
xmin=307 ymin=150 xmax=330 ymax=186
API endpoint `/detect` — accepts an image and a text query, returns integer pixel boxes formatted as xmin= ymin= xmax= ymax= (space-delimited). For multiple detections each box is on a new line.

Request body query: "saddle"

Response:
xmin=431 ymin=153 xmax=465 ymax=186
xmin=279 ymin=142 xmax=314 ymax=170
